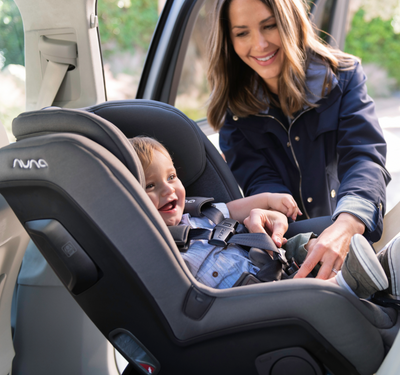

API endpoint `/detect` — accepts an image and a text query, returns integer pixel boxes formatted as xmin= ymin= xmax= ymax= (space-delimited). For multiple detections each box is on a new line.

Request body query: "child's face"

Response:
xmin=144 ymin=150 xmax=186 ymax=226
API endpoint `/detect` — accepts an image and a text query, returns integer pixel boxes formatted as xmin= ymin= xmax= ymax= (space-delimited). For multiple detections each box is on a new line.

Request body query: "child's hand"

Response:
xmin=243 ymin=209 xmax=288 ymax=248
xmin=267 ymin=193 xmax=302 ymax=221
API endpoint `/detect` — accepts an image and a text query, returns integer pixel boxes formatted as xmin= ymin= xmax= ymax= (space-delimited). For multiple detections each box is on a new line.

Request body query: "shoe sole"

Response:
xmin=352 ymin=234 xmax=388 ymax=291
xmin=385 ymin=236 xmax=400 ymax=297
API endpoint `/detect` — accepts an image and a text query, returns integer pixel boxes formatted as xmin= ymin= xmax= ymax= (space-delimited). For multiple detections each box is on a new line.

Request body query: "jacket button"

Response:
xmin=331 ymin=189 xmax=336 ymax=198
xmin=295 ymin=136 xmax=300 ymax=141
xmin=233 ymin=115 xmax=239 ymax=121
xmin=307 ymin=197 xmax=313 ymax=203
xmin=287 ymin=142 xmax=290 ymax=147
xmin=212 ymin=271 xmax=218 ymax=277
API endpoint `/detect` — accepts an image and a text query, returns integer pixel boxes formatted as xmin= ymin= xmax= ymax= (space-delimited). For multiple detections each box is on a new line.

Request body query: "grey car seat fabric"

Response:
xmin=0 ymin=100 xmax=398 ymax=375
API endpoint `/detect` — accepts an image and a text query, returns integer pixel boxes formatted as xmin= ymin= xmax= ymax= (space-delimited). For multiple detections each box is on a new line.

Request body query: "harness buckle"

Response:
xmin=208 ymin=218 xmax=239 ymax=247
xmin=285 ymin=257 xmax=300 ymax=276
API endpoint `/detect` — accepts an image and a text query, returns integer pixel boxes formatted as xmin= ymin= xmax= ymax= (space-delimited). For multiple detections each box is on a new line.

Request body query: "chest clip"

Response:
xmin=208 ymin=218 xmax=239 ymax=247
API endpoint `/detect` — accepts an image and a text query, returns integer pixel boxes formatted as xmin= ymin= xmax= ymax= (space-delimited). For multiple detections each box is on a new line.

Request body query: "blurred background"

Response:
xmin=1 ymin=0 xmax=400 ymax=209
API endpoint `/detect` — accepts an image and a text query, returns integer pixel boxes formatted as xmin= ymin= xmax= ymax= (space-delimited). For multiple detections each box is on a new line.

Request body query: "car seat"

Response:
xmin=1 ymin=100 xmax=399 ymax=375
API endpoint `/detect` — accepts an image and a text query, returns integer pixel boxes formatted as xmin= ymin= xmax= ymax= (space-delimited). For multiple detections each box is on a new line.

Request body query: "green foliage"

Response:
xmin=0 ymin=0 xmax=24 ymax=67
xmin=345 ymin=9 xmax=400 ymax=87
xmin=97 ymin=0 xmax=158 ymax=56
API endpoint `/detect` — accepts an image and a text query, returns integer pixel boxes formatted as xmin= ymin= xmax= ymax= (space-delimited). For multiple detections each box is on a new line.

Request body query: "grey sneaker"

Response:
xmin=340 ymin=234 xmax=388 ymax=299
xmin=377 ymin=236 xmax=400 ymax=298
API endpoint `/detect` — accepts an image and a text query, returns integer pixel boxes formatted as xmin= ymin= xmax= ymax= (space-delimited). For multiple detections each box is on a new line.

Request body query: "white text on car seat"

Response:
xmin=13 ymin=158 xmax=48 ymax=169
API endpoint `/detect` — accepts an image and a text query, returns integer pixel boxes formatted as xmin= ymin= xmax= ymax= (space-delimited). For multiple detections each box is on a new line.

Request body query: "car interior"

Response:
xmin=0 ymin=100 xmax=400 ymax=375
xmin=1 ymin=0 xmax=400 ymax=374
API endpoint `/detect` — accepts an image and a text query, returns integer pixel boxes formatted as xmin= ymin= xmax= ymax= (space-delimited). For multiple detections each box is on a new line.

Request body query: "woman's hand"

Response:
xmin=294 ymin=213 xmax=365 ymax=280
xmin=266 ymin=193 xmax=302 ymax=221
xmin=243 ymin=209 xmax=288 ymax=248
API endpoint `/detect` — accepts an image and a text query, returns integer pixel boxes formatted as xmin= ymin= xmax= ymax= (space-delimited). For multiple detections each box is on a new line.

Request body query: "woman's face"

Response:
xmin=228 ymin=0 xmax=284 ymax=93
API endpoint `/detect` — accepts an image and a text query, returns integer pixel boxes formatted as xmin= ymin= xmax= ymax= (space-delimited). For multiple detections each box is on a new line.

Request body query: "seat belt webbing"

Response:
xmin=36 ymin=61 xmax=69 ymax=110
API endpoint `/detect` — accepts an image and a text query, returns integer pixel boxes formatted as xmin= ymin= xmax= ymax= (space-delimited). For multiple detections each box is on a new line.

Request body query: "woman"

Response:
xmin=207 ymin=0 xmax=391 ymax=279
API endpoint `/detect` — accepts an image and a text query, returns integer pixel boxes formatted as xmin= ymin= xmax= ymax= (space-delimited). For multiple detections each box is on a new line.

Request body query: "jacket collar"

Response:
xmin=259 ymin=57 xmax=340 ymax=115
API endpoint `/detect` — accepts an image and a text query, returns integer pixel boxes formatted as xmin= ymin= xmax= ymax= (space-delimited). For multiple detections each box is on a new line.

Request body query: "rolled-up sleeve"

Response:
xmin=332 ymin=195 xmax=380 ymax=233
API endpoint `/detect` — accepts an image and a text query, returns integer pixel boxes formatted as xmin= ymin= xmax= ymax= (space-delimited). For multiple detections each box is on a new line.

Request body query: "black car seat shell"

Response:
xmin=0 ymin=100 xmax=398 ymax=375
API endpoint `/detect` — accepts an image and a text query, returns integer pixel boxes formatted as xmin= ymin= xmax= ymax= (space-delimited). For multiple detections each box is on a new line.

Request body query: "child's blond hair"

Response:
xmin=128 ymin=136 xmax=171 ymax=171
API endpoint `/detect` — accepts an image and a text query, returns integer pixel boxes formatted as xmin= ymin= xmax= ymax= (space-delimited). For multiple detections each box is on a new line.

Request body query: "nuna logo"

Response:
xmin=13 ymin=158 xmax=48 ymax=169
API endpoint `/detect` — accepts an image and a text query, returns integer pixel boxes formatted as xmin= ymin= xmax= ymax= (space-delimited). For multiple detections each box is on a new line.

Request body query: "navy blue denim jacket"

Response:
xmin=219 ymin=59 xmax=391 ymax=242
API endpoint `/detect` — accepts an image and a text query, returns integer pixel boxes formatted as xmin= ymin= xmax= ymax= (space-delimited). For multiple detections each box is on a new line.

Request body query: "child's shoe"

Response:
xmin=339 ymin=234 xmax=388 ymax=298
xmin=377 ymin=236 xmax=400 ymax=299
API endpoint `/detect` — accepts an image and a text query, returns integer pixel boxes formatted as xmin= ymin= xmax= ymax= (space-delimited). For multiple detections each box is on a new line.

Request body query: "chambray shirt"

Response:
xmin=179 ymin=203 xmax=260 ymax=289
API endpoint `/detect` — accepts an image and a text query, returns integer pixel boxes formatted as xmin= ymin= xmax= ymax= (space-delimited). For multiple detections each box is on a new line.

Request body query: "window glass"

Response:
xmin=0 ymin=0 xmax=25 ymax=142
xmin=175 ymin=0 xmax=214 ymax=122
xmin=97 ymin=0 xmax=161 ymax=101
xmin=344 ymin=0 xmax=400 ymax=211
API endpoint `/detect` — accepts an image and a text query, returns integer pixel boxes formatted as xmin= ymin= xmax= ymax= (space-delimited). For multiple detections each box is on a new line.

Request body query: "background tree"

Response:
xmin=97 ymin=0 xmax=158 ymax=57
xmin=0 ymin=0 xmax=24 ymax=68
xmin=345 ymin=0 xmax=400 ymax=95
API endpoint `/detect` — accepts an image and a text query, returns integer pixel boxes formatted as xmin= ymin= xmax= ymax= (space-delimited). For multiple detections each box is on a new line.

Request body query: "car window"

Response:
xmin=97 ymin=0 xmax=161 ymax=101
xmin=0 ymin=0 xmax=25 ymax=142
xmin=174 ymin=0 xmax=214 ymax=122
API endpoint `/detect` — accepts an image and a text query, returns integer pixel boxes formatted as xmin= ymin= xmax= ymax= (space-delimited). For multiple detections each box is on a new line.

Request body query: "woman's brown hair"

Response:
xmin=206 ymin=0 xmax=356 ymax=130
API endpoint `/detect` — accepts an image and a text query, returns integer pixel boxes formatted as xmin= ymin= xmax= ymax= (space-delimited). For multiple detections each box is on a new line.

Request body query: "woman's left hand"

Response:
xmin=294 ymin=213 xmax=366 ymax=280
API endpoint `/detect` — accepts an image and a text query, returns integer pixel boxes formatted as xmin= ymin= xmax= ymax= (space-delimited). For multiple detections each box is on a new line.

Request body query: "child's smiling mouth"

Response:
xmin=159 ymin=199 xmax=177 ymax=212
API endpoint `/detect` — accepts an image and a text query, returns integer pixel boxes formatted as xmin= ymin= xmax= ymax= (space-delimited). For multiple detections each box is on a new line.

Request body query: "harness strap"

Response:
xmin=227 ymin=233 xmax=279 ymax=253
xmin=170 ymin=225 xmax=280 ymax=254
xmin=185 ymin=197 xmax=226 ymax=225
xmin=168 ymin=226 xmax=211 ymax=251
xmin=201 ymin=204 xmax=225 ymax=225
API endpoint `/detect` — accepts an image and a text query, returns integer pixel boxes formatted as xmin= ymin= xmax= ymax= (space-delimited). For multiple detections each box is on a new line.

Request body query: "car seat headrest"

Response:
xmin=84 ymin=100 xmax=207 ymax=188
xmin=12 ymin=107 xmax=145 ymax=187
xmin=0 ymin=119 xmax=9 ymax=148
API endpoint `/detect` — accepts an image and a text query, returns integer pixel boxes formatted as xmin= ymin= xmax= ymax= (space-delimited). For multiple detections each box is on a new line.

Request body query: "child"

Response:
xmin=129 ymin=136 xmax=399 ymax=300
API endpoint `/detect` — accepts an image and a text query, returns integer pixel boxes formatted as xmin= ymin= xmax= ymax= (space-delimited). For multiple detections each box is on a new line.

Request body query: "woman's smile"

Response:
xmin=252 ymin=49 xmax=279 ymax=65
xmin=229 ymin=0 xmax=284 ymax=93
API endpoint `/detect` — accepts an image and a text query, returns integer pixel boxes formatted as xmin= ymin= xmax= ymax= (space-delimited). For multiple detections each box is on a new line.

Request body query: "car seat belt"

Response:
xmin=36 ymin=37 xmax=77 ymax=109
xmin=169 ymin=197 xmax=280 ymax=253
xmin=169 ymin=197 xmax=300 ymax=285
xmin=169 ymin=197 xmax=301 ymax=285
xmin=36 ymin=61 xmax=69 ymax=110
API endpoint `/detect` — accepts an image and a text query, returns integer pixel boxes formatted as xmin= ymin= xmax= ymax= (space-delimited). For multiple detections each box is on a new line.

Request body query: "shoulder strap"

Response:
xmin=170 ymin=197 xmax=280 ymax=255
xmin=184 ymin=197 xmax=214 ymax=216
xmin=184 ymin=197 xmax=225 ymax=224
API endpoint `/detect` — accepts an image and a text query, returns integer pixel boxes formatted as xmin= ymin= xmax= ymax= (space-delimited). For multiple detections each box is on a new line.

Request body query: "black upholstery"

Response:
xmin=1 ymin=100 xmax=398 ymax=375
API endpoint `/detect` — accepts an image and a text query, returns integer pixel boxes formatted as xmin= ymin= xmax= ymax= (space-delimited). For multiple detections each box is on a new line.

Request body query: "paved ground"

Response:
xmin=203 ymin=96 xmax=400 ymax=212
